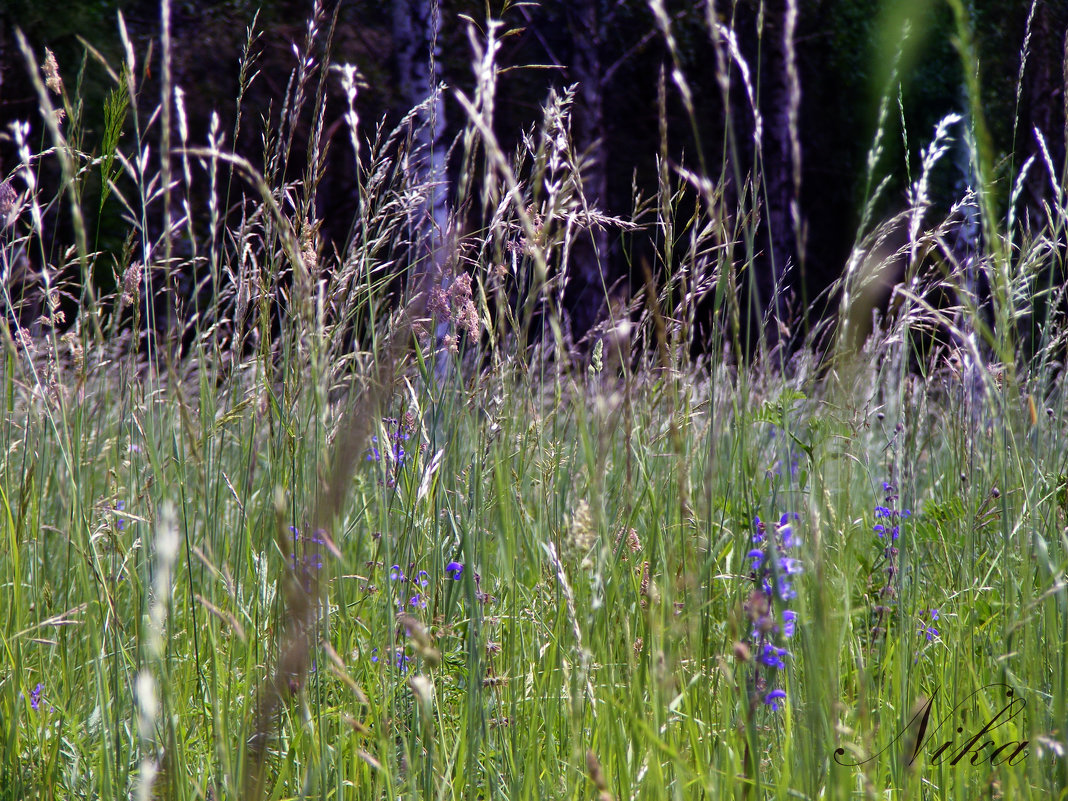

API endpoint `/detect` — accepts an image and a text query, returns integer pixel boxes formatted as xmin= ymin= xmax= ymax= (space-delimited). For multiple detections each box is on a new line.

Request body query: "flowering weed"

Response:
xmin=743 ymin=514 xmax=801 ymax=711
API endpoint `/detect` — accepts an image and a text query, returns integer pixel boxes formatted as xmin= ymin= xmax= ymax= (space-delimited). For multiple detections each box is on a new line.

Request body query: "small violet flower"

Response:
xmin=289 ymin=525 xmax=328 ymax=581
xmin=759 ymin=644 xmax=788 ymax=670
xmin=918 ymin=608 xmax=940 ymax=642
xmin=764 ymin=688 xmax=787 ymax=711
xmin=365 ymin=416 xmax=417 ymax=483
xmin=874 ymin=482 xmax=910 ymax=541
xmin=370 ymin=647 xmax=410 ymax=672
xmin=870 ymin=482 xmax=909 ymax=646
xmin=781 ymin=609 xmax=797 ymax=638
xmin=744 ymin=513 xmax=801 ymax=712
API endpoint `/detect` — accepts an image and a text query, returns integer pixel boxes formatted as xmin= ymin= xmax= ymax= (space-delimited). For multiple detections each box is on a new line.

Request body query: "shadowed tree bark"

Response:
xmin=3 ymin=0 xmax=1058 ymax=358
xmin=566 ymin=2 xmax=611 ymax=341
xmin=759 ymin=0 xmax=801 ymax=340
xmin=1016 ymin=1 xmax=1067 ymax=226
xmin=394 ymin=0 xmax=452 ymax=372
xmin=394 ymin=5 xmax=448 ymax=267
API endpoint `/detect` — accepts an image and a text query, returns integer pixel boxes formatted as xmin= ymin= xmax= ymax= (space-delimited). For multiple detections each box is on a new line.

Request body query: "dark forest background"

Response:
xmin=1 ymin=0 xmax=1065 ymax=346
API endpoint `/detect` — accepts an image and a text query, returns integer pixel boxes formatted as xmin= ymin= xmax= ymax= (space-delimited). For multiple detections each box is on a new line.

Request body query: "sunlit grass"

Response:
xmin=2 ymin=2 xmax=1067 ymax=800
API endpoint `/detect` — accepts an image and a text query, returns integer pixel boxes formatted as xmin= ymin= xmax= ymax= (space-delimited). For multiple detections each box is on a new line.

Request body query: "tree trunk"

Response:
xmin=760 ymin=0 xmax=798 ymax=338
xmin=394 ymin=0 xmax=450 ymax=371
xmin=567 ymin=2 xmax=611 ymax=342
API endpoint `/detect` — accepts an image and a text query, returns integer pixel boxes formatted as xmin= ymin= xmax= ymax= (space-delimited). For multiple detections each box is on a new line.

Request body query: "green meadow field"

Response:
xmin=2 ymin=1 xmax=1066 ymax=798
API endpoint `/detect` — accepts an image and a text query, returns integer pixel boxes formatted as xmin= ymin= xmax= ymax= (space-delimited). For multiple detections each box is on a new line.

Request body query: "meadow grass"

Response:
xmin=2 ymin=2 xmax=1067 ymax=799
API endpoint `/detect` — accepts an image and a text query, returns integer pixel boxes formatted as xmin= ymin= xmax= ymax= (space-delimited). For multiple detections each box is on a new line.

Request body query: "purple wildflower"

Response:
xmin=289 ymin=525 xmax=328 ymax=579
xmin=869 ymin=481 xmax=909 ymax=648
xmin=446 ymin=561 xmax=463 ymax=580
xmin=751 ymin=517 xmax=766 ymax=544
xmin=370 ymin=647 xmax=410 ymax=672
xmin=782 ymin=609 xmax=797 ymax=638
xmin=874 ymin=482 xmax=910 ymax=541
xmin=764 ymin=688 xmax=787 ymax=711
xmin=744 ymin=513 xmax=801 ymax=712
xmin=759 ymin=644 xmax=788 ymax=670
xmin=365 ymin=417 xmax=416 ymax=476
xmin=918 ymin=608 xmax=940 ymax=642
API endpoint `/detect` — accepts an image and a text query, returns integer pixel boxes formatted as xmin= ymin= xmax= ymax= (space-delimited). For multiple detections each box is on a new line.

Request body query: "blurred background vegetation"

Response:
xmin=2 ymin=0 xmax=1064 ymax=343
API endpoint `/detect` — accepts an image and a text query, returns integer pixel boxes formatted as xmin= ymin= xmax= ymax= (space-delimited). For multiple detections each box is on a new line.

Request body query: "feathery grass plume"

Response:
xmin=907 ymin=113 xmax=962 ymax=266
xmin=0 ymin=179 xmax=17 ymax=225
xmin=567 ymin=499 xmax=596 ymax=554
xmin=335 ymin=62 xmax=363 ymax=169
xmin=784 ymin=0 xmax=803 ymax=263
xmin=1010 ymin=0 xmax=1039 ymax=167
xmin=133 ymin=670 xmax=159 ymax=801
xmin=42 ymin=48 xmax=63 ymax=96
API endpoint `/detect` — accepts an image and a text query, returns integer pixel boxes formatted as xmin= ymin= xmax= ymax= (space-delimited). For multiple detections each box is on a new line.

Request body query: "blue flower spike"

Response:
xmin=745 ymin=512 xmax=801 ymax=712
xmin=874 ymin=481 xmax=909 ymax=542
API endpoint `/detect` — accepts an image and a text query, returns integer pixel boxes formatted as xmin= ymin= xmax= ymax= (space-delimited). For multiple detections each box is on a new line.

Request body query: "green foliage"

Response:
xmin=750 ymin=387 xmax=807 ymax=427
xmin=98 ymin=74 xmax=127 ymax=211
xmin=1 ymin=2 xmax=1066 ymax=799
